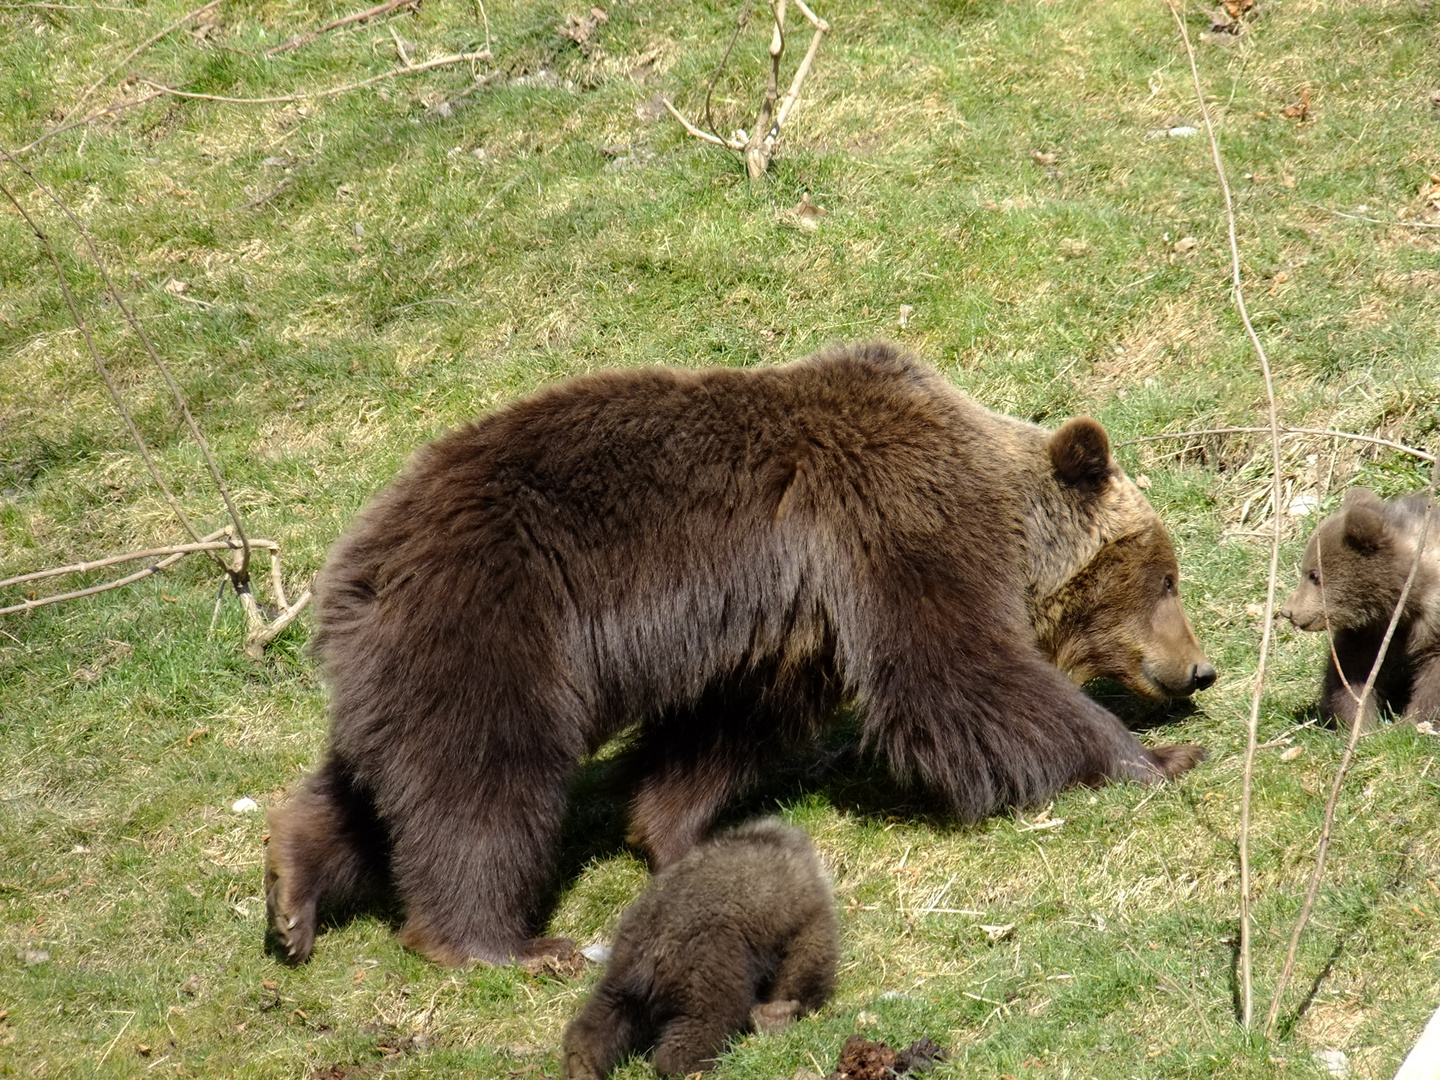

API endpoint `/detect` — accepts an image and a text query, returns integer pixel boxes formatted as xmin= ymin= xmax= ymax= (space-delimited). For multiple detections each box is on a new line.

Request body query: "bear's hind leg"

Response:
xmin=766 ymin=913 xmax=838 ymax=1015
xmin=1403 ymin=651 xmax=1440 ymax=726
xmin=651 ymin=1012 xmax=748 ymax=1077
xmin=561 ymin=983 xmax=648 ymax=1080
xmin=265 ymin=756 xmax=389 ymax=964
xmin=389 ymin=768 xmax=575 ymax=966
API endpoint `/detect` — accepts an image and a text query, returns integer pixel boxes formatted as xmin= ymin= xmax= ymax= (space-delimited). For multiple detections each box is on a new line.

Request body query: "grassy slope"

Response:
xmin=1 ymin=0 xmax=1438 ymax=1077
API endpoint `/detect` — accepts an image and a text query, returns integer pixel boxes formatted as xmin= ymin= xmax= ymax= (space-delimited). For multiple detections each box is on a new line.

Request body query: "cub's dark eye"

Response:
xmin=1308 ymin=569 xmax=1320 ymax=585
xmin=1162 ymin=574 xmax=1175 ymax=594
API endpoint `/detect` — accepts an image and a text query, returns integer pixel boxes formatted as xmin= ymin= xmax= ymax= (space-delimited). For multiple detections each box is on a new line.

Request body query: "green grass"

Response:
xmin=2 ymin=0 xmax=1439 ymax=1077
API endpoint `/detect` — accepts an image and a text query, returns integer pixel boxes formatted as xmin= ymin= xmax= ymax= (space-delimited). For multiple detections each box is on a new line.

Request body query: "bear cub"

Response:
xmin=1281 ymin=487 xmax=1440 ymax=732
xmin=561 ymin=819 xmax=839 ymax=1079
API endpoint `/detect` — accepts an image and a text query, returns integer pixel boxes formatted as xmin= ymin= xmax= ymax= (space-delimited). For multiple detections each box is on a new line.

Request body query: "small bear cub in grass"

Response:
xmin=561 ymin=818 xmax=838 ymax=1079
xmin=1281 ymin=487 xmax=1440 ymax=732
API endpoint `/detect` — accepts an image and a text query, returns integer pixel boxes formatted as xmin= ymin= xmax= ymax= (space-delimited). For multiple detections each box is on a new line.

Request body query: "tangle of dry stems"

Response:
xmin=663 ymin=0 xmax=829 ymax=178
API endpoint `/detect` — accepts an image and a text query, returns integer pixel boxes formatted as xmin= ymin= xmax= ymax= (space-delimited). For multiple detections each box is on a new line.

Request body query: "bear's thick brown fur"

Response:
xmin=561 ymin=818 xmax=838 ymax=1079
xmin=1281 ymin=487 xmax=1440 ymax=732
xmin=265 ymin=342 xmax=1212 ymax=966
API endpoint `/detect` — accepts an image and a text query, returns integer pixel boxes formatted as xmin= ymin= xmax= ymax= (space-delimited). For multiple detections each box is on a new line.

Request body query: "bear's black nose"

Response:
xmin=1191 ymin=662 xmax=1217 ymax=691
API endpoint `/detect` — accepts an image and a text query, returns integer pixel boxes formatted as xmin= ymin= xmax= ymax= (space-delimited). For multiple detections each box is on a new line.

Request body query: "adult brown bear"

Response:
xmin=265 ymin=342 xmax=1213 ymax=966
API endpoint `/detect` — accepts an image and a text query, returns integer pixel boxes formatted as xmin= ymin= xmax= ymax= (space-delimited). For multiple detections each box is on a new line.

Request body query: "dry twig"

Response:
xmin=139 ymin=49 xmax=489 ymax=105
xmin=1117 ymin=425 xmax=1436 ymax=464
xmin=663 ymin=0 xmax=828 ymax=178
xmin=53 ymin=0 xmax=224 ymax=129
xmin=14 ymin=90 xmax=166 ymax=158
xmin=1166 ymin=0 xmax=1279 ymax=1031
xmin=265 ymin=0 xmax=420 ymax=57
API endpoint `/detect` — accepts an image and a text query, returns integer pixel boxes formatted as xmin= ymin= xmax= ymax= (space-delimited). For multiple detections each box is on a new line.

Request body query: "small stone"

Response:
xmin=231 ymin=797 xmax=260 ymax=814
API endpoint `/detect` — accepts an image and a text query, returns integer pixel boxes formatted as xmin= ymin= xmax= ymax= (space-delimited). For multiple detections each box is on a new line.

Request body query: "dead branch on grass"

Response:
xmin=139 ymin=49 xmax=490 ymax=105
xmin=1299 ymin=199 xmax=1440 ymax=230
xmin=1116 ymin=426 xmax=1436 ymax=464
xmin=1264 ymin=466 xmax=1436 ymax=1038
xmin=265 ymin=0 xmax=420 ymax=57
xmin=663 ymin=0 xmax=829 ymax=178
xmin=1167 ymin=0 xmax=1280 ymax=1032
xmin=14 ymin=90 xmax=166 ymax=158
xmin=53 ymin=0 xmax=225 ymax=129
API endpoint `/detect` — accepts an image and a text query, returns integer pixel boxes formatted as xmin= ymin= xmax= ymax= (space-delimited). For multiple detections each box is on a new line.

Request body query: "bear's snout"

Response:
xmin=1190 ymin=662 xmax=1217 ymax=692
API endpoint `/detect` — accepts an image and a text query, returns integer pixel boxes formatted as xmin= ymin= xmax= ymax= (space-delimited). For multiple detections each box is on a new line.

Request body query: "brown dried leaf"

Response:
xmin=1282 ymin=89 xmax=1311 ymax=122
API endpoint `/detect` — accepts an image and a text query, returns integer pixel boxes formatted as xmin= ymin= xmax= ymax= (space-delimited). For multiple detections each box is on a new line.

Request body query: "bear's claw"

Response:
xmin=263 ymin=853 xmax=316 ymax=965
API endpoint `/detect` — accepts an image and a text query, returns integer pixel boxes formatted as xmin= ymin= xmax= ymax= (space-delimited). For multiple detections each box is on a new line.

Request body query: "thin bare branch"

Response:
xmin=662 ymin=97 xmax=743 ymax=149
xmin=702 ymin=0 xmax=752 ymax=150
xmin=265 ymin=0 xmax=418 ymax=56
xmin=1299 ymin=198 xmax=1440 ymax=230
xmin=139 ymin=50 xmax=489 ymax=105
xmin=0 ymin=162 xmax=217 ymax=565
xmin=1167 ymin=0 xmax=1279 ymax=1031
xmin=0 ymin=538 xmax=278 ymax=590
xmin=745 ymin=0 xmax=785 ymax=179
xmin=0 ymin=528 xmax=228 ymax=616
xmin=1117 ymin=425 xmax=1435 ymax=464
xmin=773 ymin=7 xmax=827 ymax=130
xmin=14 ymin=91 xmax=165 ymax=158
xmin=0 ymin=145 xmax=252 ymax=578
xmin=54 ymin=0 xmax=224 ymax=128
xmin=1265 ymin=474 xmax=1436 ymax=1038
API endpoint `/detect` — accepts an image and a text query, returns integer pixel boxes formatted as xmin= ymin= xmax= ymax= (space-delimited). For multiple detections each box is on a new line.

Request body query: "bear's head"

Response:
xmin=1282 ymin=488 xmax=1412 ymax=633
xmin=1033 ymin=418 xmax=1216 ymax=700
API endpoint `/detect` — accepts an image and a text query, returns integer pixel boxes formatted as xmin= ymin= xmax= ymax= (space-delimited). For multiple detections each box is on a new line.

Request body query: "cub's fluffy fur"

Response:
xmin=561 ymin=819 xmax=838 ymax=1079
xmin=265 ymin=342 xmax=1211 ymax=966
xmin=1282 ymin=487 xmax=1440 ymax=731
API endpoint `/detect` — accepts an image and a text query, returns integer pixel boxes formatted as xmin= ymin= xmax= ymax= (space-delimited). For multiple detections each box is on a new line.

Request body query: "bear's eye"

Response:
xmin=1162 ymin=574 xmax=1175 ymax=594
xmin=1308 ymin=569 xmax=1320 ymax=585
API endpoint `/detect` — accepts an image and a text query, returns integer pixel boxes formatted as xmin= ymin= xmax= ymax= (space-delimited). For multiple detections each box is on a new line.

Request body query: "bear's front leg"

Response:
xmin=1324 ymin=629 xmax=1385 ymax=734
xmin=1403 ymin=650 xmax=1440 ymax=726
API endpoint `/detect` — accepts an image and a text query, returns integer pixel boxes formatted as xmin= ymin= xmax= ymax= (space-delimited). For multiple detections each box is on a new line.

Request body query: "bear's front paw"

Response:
xmin=1151 ymin=743 xmax=1207 ymax=779
xmin=750 ymin=999 xmax=802 ymax=1034
xmin=562 ymin=1050 xmax=605 ymax=1080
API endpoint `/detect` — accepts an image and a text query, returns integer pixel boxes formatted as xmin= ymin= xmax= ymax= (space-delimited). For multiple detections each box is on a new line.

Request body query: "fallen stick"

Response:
xmin=1117 ymin=425 xmax=1435 ymax=464
xmin=139 ymin=49 xmax=489 ymax=105
xmin=0 ymin=538 xmax=277 ymax=590
xmin=266 ymin=0 xmax=419 ymax=57
xmin=56 ymin=0 xmax=225 ymax=126
xmin=0 ymin=528 xmax=229 ymax=616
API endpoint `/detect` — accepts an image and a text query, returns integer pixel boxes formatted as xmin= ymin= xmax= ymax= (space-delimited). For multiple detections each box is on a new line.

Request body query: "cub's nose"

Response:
xmin=1191 ymin=662 xmax=1217 ymax=692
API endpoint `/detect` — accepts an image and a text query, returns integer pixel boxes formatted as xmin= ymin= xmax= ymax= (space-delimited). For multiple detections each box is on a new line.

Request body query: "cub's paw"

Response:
xmin=1151 ymin=743 xmax=1207 ymax=779
xmin=750 ymin=999 xmax=802 ymax=1034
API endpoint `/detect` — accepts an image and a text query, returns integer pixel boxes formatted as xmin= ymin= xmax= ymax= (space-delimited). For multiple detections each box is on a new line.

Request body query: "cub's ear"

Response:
xmin=1049 ymin=417 xmax=1113 ymax=491
xmin=1342 ymin=487 xmax=1384 ymax=511
xmin=1343 ymin=499 xmax=1390 ymax=555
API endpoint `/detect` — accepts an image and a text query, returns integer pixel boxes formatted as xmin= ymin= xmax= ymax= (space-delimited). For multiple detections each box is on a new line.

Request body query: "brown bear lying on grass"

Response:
xmin=561 ymin=818 xmax=838 ymax=1079
xmin=265 ymin=341 xmax=1212 ymax=967
xmin=1281 ymin=487 xmax=1440 ymax=732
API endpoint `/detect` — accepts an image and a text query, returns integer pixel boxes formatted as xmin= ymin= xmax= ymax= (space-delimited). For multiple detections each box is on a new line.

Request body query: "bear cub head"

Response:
xmin=1282 ymin=487 xmax=1431 ymax=633
xmin=1038 ymin=417 xmax=1216 ymax=699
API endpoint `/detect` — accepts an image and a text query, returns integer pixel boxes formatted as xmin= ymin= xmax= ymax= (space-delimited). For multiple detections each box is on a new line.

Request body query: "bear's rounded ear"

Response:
xmin=1343 ymin=500 xmax=1390 ymax=555
xmin=1342 ymin=487 xmax=1384 ymax=511
xmin=1049 ymin=417 xmax=1113 ymax=491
